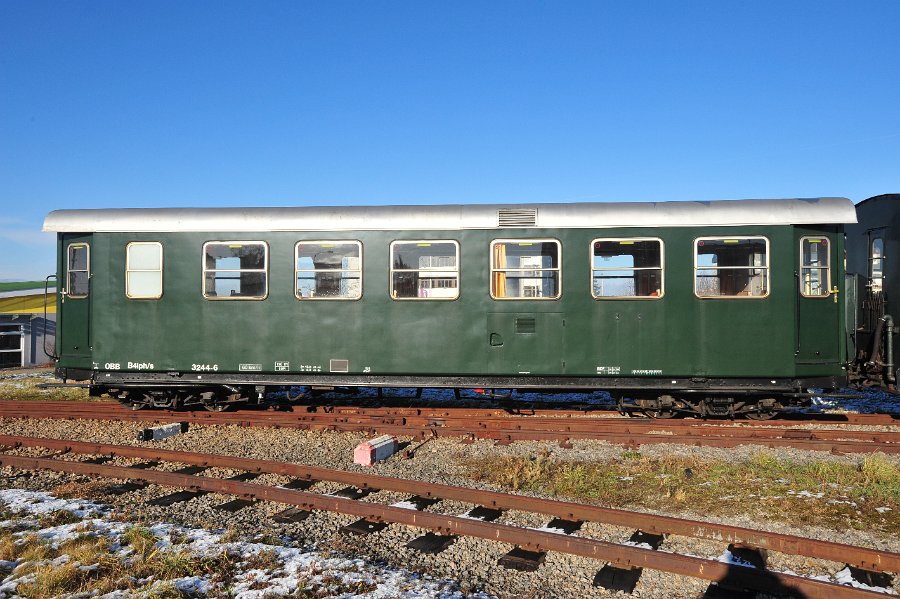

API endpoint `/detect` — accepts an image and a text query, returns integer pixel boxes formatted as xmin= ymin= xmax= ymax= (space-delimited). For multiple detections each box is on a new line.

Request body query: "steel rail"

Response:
xmin=1 ymin=402 xmax=897 ymax=453
xmin=0 ymin=452 xmax=888 ymax=598
xmin=0 ymin=434 xmax=896 ymax=574
xmin=194 ymin=412 xmax=900 ymax=444
xmin=2 ymin=401 xmax=898 ymax=435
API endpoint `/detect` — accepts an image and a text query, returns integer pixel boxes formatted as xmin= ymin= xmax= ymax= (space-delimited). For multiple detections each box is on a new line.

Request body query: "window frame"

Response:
xmin=0 ymin=324 xmax=23 ymax=368
xmin=125 ymin=241 xmax=164 ymax=300
xmin=389 ymin=239 xmax=461 ymax=301
xmin=294 ymin=240 xmax=363 ymax=301
xmin=201 ymin=240 xmax=269 ymax=301
xmin=66 ymin=242 xmax=90 ymax=299
xmin=799 ymin=236 xmax=832 ymax=299
xmin=490 ymin=238 xmax=562 ymax=301
xmin=869 ymin=232 xmax=885 ymax=293
xmin=693 ymin=236 xmax=770 ymax=300
xmin=590 ymin=237 xmax=664 ymax=300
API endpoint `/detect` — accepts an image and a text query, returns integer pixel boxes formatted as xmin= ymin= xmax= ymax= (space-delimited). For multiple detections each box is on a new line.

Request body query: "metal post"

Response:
xmin=884 ymin=314 xmax=895 ymax=387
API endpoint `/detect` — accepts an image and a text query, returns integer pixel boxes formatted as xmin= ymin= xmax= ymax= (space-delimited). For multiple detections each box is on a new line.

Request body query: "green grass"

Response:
xmin=0 ymin=281 xmax=56 ymax=293
xmin=466 ymin=449 xmax=900 ymax=533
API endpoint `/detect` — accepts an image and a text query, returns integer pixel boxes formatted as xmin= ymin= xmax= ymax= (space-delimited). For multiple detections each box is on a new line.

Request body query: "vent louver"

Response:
xmin=515 ymin=317 xmax=536 ymax=334
xmin=498 ymin=208 xmax=537 ymax=227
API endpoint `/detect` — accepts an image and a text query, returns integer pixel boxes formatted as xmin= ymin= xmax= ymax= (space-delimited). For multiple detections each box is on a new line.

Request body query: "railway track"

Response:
xmin=0 ymin=400 xmax=898 ymax=454
xmin=0 ymin=434 xmax=895 ymax=597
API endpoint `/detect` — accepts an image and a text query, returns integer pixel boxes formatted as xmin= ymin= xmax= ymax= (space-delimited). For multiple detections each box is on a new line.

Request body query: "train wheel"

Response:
xmin=123 ymin=392 xmax=154 ymax=411
xmin=745 ymin=406 xmax=781 ymax=420
xmin=639 ymin=395 xmax=679 ymax=418
xmin=745 ymin=411 xmax=777 ymax=421
xmin=203 ymin=402 xmax=230 ymax=412
xmin=645 ymin=408 xmax=676 ymax=419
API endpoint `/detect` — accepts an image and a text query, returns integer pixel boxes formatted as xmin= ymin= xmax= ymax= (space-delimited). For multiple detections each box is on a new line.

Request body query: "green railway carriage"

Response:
xmin=43 ymin=197 xmax=856 ymax=417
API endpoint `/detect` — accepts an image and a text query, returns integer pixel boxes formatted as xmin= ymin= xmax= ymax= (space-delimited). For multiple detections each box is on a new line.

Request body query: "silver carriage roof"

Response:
xmin=43 ymin=197 xmax=856 ymax=233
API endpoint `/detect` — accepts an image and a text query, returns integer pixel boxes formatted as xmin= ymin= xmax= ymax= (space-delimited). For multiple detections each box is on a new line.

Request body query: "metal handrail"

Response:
xmin=42 ymin=274 xmax=58 ymax=360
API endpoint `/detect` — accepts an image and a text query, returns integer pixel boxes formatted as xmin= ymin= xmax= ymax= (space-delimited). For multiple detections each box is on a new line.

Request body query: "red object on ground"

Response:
xmin=353 ymin=434 xmax=399 ymax=467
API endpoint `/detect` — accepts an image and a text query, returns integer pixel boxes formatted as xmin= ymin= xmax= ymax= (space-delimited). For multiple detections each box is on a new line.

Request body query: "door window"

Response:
xmin=870 ymin=236 xmax=885 ymax=293
xmin=800 ymin=237 xmax=830 ymax=297
xmin=67 ymin=243 xmax=90 ymax=298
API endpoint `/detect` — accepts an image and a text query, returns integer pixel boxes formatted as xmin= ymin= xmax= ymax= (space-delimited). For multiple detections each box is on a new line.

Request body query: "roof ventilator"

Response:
xmin=498 ymin=208 xmax=537 ymax=227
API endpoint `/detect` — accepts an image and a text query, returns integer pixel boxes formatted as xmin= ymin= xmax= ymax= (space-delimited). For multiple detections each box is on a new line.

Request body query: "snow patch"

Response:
xmin=834 ymin=566 xmax=897 ymax=594
xmin=0 ymin=489 xmax=494 ymax=599
xmin=716 ymin=549 xmax=757 ymax=569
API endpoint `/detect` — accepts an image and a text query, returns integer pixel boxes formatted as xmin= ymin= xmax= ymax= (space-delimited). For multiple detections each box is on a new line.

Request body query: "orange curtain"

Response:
xmin=492 ymin=243 xmax=507 ymax=297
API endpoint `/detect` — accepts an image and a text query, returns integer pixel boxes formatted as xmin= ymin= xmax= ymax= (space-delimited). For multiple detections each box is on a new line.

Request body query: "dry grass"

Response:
xmin=0 ymin=516 xmax=377 ymax=598
xmin=242 ymin=548 xmax=282 ymax=572
xmin=219 ymin=525 xmax=243 ymax=543
xmin=49 ymin=479 xmax=114 ymax=499
xmin=466 ymin=449 xmax=900 ymax=533
xmin=0 ymin=522 xmax=239 ymax=597
xmin=121 ymin=525 xmax=159 ymax=559
xmin=0 ymin=532 xmax=52 ymax=563
xmin=0 ymin=369 xmax=91 ymax=402
xmin=36 ymin=509 xmax=83 ymax=528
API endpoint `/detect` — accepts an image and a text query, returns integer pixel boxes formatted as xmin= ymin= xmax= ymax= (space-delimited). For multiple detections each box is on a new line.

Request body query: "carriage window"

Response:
xmin=0 ymin=325 xmax=23 ymax=368
xmin=592 ymin=238 xmax=663 ymax=299
xmin=695 ymin=237 xmax=769 ymax=298
xmin=870 ymin=236 xmax=884 ymax=293
xmin=203 ymin=242 xmax=268 ymax=299
xmin=126 ymin=242 xmax=163 ymax=299
xmin=390 ymin=240 xmax=459 ymax=300
xmin=66 ymin=243 xmax=90 ymax=298
xmin=491 ymin=239 xmax=561 ymax=300
xmin=296 ymin=241 xmax=362 ymax=300
xmin=800 ymin=237 xmax=830 ymax=297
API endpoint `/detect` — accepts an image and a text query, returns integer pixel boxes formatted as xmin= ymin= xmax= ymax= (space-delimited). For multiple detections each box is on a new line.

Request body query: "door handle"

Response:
xmin=490 ymin=333 xmax=503 ymax=347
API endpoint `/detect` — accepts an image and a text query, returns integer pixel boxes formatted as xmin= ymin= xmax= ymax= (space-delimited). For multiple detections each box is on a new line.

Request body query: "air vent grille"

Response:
xmin=498 ymin=208 xmax=537 ymax=227
xmin=515 ymin=317 xmax=536 ymax=334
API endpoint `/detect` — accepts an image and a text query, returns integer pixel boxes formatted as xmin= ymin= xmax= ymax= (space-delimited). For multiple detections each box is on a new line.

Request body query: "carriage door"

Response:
xmin=59 ymin=235 xmax=92 ymax=367
xmin=487 ymin=312 xmax=565 ymax=375
xmin=795 ymin=232 xmax=840 ymax=364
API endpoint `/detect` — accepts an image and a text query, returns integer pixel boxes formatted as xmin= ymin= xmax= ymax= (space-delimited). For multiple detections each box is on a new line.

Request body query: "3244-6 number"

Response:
xmin=191 ymin=364 xmax=218 ymax=372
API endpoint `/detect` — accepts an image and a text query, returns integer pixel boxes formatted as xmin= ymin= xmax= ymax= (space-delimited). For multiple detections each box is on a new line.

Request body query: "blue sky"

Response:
xmin=1 ymin=1 xmax=898 ymax=280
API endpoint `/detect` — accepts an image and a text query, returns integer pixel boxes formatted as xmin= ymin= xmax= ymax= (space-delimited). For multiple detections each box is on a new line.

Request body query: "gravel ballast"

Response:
xmin=0 ymin=414 xmax=898 ymax=598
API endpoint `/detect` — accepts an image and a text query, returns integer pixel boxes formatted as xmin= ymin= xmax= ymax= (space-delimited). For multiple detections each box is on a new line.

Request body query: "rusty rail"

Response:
xmin=0 ymin=401 xmax=897 ymax=454
xmin=0 ymin=434 xmax=896 ymax=575
xmin=0 ymin=452 xmax=891 ymax=597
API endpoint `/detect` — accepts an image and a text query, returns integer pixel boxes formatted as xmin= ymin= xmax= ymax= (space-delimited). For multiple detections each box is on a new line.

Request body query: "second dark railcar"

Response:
xmin=846 ymin=193 xmax=900 ymax=387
